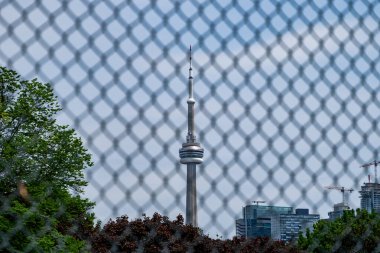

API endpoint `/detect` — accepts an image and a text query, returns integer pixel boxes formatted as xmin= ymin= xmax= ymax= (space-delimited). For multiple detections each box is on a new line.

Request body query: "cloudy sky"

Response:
xmin=1 ymin=0 xmax=380 ymax=237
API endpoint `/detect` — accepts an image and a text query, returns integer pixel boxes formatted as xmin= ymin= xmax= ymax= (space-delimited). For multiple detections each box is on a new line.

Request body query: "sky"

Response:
xmin=1 ymin=0 xmax=380 ymax=237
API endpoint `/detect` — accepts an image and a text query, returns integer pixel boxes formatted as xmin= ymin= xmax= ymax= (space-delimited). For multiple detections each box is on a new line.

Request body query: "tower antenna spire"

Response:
xmin=179 ymin=46 xmax=204 ymax=226
xmin=188 ymin=45 xmax=193 ymax=100
xmin=189 ymin=45 xmax=192 ymax=76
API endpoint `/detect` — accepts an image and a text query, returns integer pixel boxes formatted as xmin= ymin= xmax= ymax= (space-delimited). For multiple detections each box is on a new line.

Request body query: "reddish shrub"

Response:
xmin=89 ymin=213 xmax=301 ymax=253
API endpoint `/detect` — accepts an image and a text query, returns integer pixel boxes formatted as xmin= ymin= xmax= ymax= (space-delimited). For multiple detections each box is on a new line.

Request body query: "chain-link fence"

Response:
xmin=1 ymin=0 xmax=380 ymax=245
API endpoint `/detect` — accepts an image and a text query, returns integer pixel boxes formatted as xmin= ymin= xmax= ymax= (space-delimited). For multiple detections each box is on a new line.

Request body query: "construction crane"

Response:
xmin=361 ymin=160 xmax=380 ymax=183
xmin=252 ymin=200 xmax=266 ymax=206
xmin=325 ymin=186 xmax=354 ymax=206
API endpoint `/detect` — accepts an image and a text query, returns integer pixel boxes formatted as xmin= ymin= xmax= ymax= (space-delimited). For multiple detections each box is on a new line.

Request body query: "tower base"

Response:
xmin=186 ymin=163 xmax=197 ymax=226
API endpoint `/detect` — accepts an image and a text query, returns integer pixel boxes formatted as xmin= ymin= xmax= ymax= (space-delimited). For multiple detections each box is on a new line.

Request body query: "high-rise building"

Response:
xmin=236 ymin=204 xmax=319 ymax=242
xmin=276 ymin=209 xmax=319 ymax=242
xmin=359 ymin=183 xmax=380 ymax=213
xmin=328 ymin=202 xmax=350 ymax=220
xmin=325 ymin=186 xmax=353 ymax=220
xmin=179 ymin=46 xmax=204 ymax=226
xmin=236 ymin=205 xmax=291 ymax=238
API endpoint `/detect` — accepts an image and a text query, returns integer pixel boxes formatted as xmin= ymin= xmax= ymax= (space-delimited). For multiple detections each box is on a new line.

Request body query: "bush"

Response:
xmin=90 ymin=213 xmax=301 ymax=253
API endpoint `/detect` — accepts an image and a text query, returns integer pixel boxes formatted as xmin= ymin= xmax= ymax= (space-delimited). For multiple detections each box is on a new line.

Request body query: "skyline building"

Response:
xmin=328 ymin=203 xmax=350 ymax=220
xmin=236 ymin=204 xmax=319 ymax=242
xmin=179 ymin=46 xmax=204 ymax=226
xmin=236 ymin=205 xmax=292 ymax=238
xmin=325 ymin=186 xmax=353 ymax=220
xmin=359 ymin=182 xmax=380 ymax=213
xmin=276 ymin=209 xmax=319 ymax=241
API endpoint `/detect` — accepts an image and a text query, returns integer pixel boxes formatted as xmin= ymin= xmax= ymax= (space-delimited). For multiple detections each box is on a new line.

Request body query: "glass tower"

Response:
xmin=360 ymin=183 xmax=380 ymax=213
xmin=236 ymin=205 xmax=319 ymax=242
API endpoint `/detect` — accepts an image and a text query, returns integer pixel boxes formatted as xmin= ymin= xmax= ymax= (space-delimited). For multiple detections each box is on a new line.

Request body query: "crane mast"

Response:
xmin=325 ymin=186 xmax=354 ymax=206
xmin=361 ymin=160 xmax=380 ymax=184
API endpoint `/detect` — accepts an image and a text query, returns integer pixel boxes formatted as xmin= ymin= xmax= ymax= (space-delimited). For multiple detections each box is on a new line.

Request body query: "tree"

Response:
xmin=0 ymin=66 xmax=92 ymax=194
xmin=0 ymin=66 xmax=95 ymax=252
xmin=298 ymin=209 xmax=380 ymax=252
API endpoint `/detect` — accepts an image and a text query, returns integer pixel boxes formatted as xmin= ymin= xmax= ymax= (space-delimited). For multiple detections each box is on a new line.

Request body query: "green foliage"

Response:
xmin=0 ymin=66 xmax=92 ymax=194
xmin=298 ymin=209 xmax=380 ymax=252
xmin=0 ymin=66 xmax=95 ymax=252
xmin=0 ymin=194 xmax=91 ymax=252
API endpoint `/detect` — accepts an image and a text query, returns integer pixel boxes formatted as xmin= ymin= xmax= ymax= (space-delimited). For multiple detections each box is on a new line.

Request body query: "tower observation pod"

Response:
xmin=179 ymin=46 xmax=204 ymax=226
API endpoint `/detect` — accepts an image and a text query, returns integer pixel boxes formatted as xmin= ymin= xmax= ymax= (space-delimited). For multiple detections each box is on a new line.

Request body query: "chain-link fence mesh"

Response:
xmin=1 ymin=0 xmax=380 ymax=246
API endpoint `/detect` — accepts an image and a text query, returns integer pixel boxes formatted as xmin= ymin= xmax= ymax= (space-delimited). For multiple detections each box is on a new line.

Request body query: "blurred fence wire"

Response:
xmin=1 ymin=0 xmax=380 ymax=242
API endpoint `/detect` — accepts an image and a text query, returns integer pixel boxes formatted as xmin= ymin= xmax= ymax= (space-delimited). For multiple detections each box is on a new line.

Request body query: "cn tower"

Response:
xmin=179 ymin=46 xmax=204 ymax=226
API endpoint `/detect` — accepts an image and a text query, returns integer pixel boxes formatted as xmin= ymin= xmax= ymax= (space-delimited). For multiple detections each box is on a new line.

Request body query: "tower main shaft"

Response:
xmin=179 ymin=46 xmax=204 ymax=226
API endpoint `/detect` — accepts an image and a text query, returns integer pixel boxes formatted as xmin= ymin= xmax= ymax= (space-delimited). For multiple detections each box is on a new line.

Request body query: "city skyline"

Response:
xmin=1 ymin=0 xmax=379 ymax=238
xmin=236 ymin=203 xmax=319 ymax=242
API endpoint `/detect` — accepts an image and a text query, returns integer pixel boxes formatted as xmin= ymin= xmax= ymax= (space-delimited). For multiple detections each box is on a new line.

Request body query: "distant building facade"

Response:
xmin=236 ymin=205 xmax=319 ymax=242
xmin=236 ymin=205 xmax=292 ymax=238
xmin=328 ymin=203 xmax=350 ymax=220
xmin=276 ymin=209 xmax=319 ymax=241
xmin=359 ymin=183 xmax=380 ymax=213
